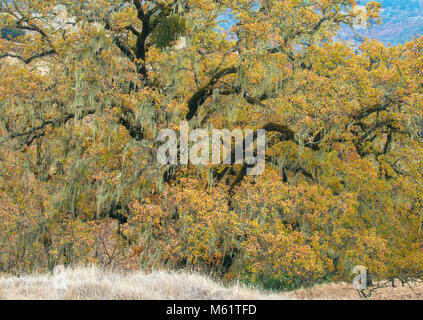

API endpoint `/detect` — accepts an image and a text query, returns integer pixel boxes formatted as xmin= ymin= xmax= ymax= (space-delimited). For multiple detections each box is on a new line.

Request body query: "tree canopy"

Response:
xmin=0 ymin=0 xmax=422 ymax=290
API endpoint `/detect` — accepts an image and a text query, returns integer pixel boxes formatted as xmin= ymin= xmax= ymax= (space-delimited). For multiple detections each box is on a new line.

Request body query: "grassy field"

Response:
xmin=0 ymin=267 xmax=422 ymax=300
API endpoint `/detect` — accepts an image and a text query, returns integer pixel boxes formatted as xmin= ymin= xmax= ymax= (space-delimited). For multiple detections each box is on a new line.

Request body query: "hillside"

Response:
xmin=339 ymin=0 xmax=423 ymax=44
xmin=218 ymin=1 xmax=423 ymax=44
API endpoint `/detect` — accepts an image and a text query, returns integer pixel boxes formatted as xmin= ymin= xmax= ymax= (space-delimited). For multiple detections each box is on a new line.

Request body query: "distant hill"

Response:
xmin=339 ymin=0 xmax=423 ymax=45
xmin=218 ymin=1 xmax=423 ymax=45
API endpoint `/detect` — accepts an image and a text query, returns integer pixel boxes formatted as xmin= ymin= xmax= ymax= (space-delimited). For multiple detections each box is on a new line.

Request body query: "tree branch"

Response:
xmin=186 ymin=66 xmax=238 ymax=120
xmin=0 ymin=50 xmax=56 ymax=64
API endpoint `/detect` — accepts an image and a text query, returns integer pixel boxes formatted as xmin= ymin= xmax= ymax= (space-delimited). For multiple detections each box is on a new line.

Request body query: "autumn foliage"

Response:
xmin=0 ymin=0 xmax=422 ymax=290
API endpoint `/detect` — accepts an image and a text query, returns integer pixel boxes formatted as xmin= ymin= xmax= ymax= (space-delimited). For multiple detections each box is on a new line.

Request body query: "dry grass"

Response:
xmin=0 ymin=267 xmax=292 ymax=300
xmin=0 ymin=267 xmax=422 ymax=300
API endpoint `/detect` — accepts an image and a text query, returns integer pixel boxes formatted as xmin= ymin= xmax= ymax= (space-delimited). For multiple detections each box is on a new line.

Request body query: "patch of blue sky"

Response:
xmin=217 ymin=10 xmax=237 ymax=31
